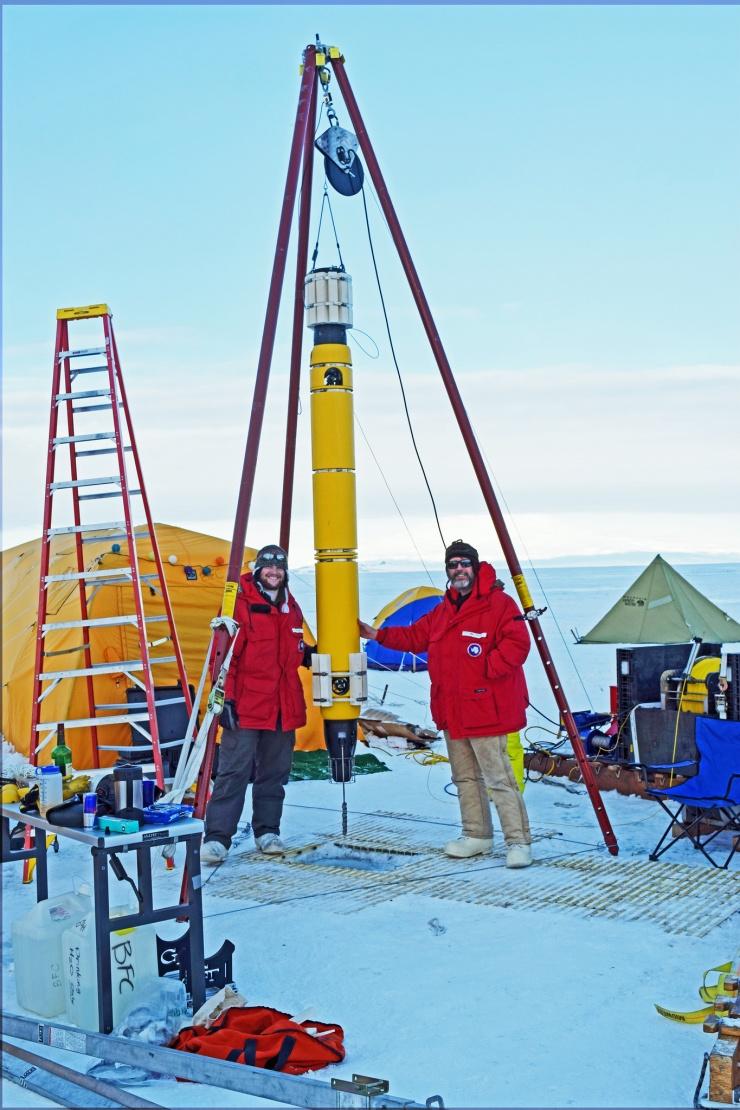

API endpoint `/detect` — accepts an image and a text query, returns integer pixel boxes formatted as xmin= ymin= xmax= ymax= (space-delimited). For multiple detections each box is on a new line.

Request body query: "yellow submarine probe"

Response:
xmin=304 ymin=267 xmax=368 ymax=784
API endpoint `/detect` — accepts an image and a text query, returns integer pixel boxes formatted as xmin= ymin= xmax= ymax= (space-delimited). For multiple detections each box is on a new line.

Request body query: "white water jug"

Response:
xmin=62 ymin=902 xmax=159 ymax=1029
xmin=12 ymin=891 xmax=93 ymax=1017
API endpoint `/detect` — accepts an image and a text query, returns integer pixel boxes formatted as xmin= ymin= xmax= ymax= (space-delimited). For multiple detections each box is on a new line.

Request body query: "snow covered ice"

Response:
xmin=2 ymin=564 xmax=739 ymax=1107
xmin=3 ymin=737 xmax=738 ymax=1108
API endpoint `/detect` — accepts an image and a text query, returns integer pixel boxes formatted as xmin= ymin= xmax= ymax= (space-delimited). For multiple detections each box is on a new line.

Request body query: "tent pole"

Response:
xmin=331 ymin=54 xmax=618 ymax=856
xmin=280 ymin=67 xmax=317 ymax=553
xmin=184 ymin=49 xmax=317 ymax=894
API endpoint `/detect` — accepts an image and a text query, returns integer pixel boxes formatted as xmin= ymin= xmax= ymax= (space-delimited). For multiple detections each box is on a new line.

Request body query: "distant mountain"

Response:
xmin=527 ymin=551 xmax=740 ymax=568
xmin=294 ymin=552 xmax=740 ymax=575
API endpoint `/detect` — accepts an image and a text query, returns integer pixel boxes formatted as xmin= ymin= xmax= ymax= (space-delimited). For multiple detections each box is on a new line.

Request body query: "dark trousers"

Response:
xmin=204 ymin=725 xmax=295 ymax=848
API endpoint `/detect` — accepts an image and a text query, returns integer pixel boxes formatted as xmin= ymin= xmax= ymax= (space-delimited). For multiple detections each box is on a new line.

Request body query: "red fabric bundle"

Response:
xmin=170 ymin=1006 xmax=345 ymax=1075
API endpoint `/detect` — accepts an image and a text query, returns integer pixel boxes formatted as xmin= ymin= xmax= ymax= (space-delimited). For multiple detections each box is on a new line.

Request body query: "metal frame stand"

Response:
xmin=2 ymin=805 xmax=205 ymax=1033
xmin=1 ymin=817 xmax=49 ymax=899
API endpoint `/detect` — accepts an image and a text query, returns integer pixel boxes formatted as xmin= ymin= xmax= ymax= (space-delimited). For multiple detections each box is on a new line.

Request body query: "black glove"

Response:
xmin=302 ymin=643 xmax=318 ymax=668
xmin=220 ymin=699 xmax=239 ymax=731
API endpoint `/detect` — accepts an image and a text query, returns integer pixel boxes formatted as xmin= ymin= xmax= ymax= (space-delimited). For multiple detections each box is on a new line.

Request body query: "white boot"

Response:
xmin=256 ymin=833 xmax=286 ymax=855
xmin=444 ymin=836 xmax=493 ymax=859
xmin=506 ymin=843 xmax=533 ymax=869
xmin=201 ymin=840 xmax=228 ymax=865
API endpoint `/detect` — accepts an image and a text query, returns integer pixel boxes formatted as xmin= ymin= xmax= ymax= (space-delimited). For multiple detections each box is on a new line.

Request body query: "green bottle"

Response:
xmin=51 ymin=724 xmax=73 ymax=779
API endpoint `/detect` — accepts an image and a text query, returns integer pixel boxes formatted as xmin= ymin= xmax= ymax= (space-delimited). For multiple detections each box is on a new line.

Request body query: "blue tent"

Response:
xmin=365 ymin=587 xmax=444 ymax=672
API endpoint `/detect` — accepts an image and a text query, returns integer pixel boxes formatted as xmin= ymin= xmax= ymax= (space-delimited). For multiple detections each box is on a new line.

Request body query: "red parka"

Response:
xmin=376 ymin=562 xmax=530 ymax=739
xmin=223 ymin=573 xmax=308 ymax=732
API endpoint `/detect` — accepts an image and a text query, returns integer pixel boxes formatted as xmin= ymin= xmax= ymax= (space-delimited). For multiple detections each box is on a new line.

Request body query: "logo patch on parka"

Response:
xmin=466 ymin=642 xmax=483 ymax=657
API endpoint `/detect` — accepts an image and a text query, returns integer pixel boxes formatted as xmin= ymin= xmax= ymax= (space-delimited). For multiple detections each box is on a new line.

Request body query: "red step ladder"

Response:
xmin=30 ymin=304 xmax=192 ymax=787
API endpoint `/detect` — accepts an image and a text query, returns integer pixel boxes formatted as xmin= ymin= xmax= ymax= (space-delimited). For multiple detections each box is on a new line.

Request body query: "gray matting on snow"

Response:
xmin=203 ymin=810 xmax=739 ymax=938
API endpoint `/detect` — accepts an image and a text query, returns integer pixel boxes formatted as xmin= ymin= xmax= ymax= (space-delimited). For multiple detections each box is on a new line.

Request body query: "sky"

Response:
xmin=3 ymin=4 xmax=740 ymax=568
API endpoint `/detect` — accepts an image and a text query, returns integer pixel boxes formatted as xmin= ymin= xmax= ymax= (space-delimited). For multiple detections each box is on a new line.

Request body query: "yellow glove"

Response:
xmin=63 ymin=774 xmax=91 ymax=799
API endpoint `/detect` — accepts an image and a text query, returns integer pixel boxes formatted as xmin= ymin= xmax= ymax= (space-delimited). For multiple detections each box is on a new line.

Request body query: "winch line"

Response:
xmin=476 ymin=438 xmax=594 ymax=710
xmin=360 ymin=185 xmax=447 ymax=550
xmin=310 ymin=181 xmax=345 ymax=272
xmin=354 ymin=412 xmax=436 ymax=586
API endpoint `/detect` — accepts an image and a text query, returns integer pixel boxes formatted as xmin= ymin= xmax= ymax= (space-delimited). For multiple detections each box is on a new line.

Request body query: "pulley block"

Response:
xmin=316 ymin=125 xmax=364 ymax=196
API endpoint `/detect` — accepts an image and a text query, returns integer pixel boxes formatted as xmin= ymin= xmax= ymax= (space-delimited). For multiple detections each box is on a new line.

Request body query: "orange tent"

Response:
xmin=2 ymin=523 xmax=324 ymax=768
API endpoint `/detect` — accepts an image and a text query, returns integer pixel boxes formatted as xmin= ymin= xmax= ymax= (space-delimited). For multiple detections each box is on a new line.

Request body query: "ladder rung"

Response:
xmin=95 ymin=696 xmax=184 ymax=711
xmin=55 ymin=389 xmax=111 ymax=403
xmin=47 ymin=521 xmax=125 ymax=536
xmin=82 ymin=530 xmax=149 ymax=544
xmin=58 ymin=346 xmax=107 ymax=360
xmin=87 ymin=573 xmax=158 ymax=586
xmin=78 ymin=488 xmax=140 ymax=502
xmin=43 ymin=614 xmax=168 ymax=633
xmin=76 ymin=446 xmax=133 ymax=458
xmin=44 ymin=568 xmax=155 ymax=584
xmin=39 ymin=655 xmax=176 ymax=681
xmin=36 ymin=712 xmax=150 ymax=731
xmin=50 ymin=476 xmax=121 ymax=491
xmin=53 ymin=433 xmax=116 ymax=446
xmin=97 ymin=739 xmax=185 ymax=752
xmin=70 ymin=364 xmax=108 ymax=376
xmin=73 ymin=402 xmax=122 ymax=413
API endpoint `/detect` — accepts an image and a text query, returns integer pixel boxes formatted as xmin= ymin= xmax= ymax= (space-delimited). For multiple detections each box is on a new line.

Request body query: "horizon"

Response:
xmin=3 ymin=516 xmax=739 ymax=574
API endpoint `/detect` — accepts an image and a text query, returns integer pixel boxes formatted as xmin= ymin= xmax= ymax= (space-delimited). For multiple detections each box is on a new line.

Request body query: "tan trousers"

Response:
xmin=445 ymin=733 xmax=532 ymax=846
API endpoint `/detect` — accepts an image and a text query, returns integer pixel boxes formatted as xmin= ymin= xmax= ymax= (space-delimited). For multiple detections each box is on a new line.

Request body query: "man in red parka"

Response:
xmin=359 ymin=540 xmax=533 ymax=868
xmin=201 ymin=545 xmax=310 ymax=864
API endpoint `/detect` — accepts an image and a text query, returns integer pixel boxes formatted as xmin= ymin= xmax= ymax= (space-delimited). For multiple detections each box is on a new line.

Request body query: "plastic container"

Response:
xmin=12 ymin=890 xmax=93 ymax=1017
xmin=38 ymin=765 xmax=63 ymax=817
xmin=62 ymin=898 xmax=159 ymax=1029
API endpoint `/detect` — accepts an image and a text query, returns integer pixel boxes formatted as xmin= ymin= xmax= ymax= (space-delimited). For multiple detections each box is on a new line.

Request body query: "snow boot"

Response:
xmin=444 ymin=836 xmax=493 ymax=859
xmin=256 ymin=833 xmax=286 ymax=855
xmin=506 ymin=843 xmax=533 ymax=869
xmin=201 ymin=840 xmax=228 ymax=865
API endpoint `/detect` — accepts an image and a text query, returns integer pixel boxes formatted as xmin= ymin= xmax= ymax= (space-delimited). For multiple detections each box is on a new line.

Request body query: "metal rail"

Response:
xmin=2 ymin=1041 xmax=159 ymax=1108
xmin=2 ymin=1012 xmax=437 ymax=1108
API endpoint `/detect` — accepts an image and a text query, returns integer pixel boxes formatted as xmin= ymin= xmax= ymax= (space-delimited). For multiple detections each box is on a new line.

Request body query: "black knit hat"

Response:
xmin=444 ymin=539 xmax=479 ymax=572
xmin=254 ymin=545 xmax=288 ymax=577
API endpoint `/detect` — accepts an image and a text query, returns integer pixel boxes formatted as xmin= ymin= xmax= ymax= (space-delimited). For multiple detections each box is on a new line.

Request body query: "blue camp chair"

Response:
xmin=647 ymin=717 xmax=740 ymax=869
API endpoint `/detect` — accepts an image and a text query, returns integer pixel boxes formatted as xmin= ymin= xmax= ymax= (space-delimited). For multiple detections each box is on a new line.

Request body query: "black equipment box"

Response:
xmin=125 ymin=684 xmax=195 ymax=777
xmin=614 ymin=645 xmax=738 ymax=761
xmin=726 ymin=652 xmax=740 ymax=721
xmin=626 ymin=707 xmax=697 ymax=765
xmin=616 ymin=644 xmax=721 ymax=722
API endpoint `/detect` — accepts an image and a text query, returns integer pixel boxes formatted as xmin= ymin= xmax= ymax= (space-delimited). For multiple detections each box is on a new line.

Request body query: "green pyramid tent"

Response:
xmin=578 ymin=555 xmax=740 ymax=645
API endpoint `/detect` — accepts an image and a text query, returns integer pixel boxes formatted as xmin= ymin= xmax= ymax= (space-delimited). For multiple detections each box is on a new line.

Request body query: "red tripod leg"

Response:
xmin=331 ymin=56 xmax=618 ymax=856
xmin=180 ymin=49 xmax=319 ymax=899
xmin=281 ymin=67 xmax=317 ymax=552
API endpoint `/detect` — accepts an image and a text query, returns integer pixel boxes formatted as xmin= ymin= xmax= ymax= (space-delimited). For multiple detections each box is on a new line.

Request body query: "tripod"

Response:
xmin=189 ymin=41 xmax=618 ymax=860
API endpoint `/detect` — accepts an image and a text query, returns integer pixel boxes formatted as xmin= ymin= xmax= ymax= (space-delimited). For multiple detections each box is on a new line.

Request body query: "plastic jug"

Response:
xmin=62 ymin=900 xmax=159 ymax=1029
xmin=38 ymin=765 xmax=63 ymax=817
xmin=12 ymin=890 xmax=92 ymax=1017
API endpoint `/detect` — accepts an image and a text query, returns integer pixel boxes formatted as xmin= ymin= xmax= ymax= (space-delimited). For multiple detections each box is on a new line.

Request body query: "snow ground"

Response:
xmin=2 ymin=736 xmax=739 ymax=1109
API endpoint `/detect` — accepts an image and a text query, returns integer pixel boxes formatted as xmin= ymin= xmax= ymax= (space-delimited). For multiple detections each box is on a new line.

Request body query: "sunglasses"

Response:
xmin=447 ymin=558 xmax=473 ymax=570
xmin=259 ymin=553 xmax=287 ymax=564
